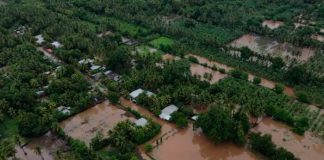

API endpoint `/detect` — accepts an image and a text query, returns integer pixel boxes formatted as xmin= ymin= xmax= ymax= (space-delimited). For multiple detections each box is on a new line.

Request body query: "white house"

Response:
xmin=159 ymin=105 xmax=179 ymax=121
xmin=135 ymin=118 xmax=148 ymax=127
xmin=35 ymin=34 xmax=45 ymax=44
xmin=51 ymin=41 xmax=63 ymax=48
xmin=90 ymin=65 xmax=101 ymax=71
xmin=192 ymin=115 xmax=199 ymax=121
xmin=129 ymin=89 xmax=155 ymax=102
xmin=78 ymin=59 xmax=94 ymax=65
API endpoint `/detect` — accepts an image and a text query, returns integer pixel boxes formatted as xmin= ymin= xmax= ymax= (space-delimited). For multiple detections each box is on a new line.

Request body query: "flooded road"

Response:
xmin=60 ymin=101 xmax=135 ymax=144
xmin=254 ymin=117 xmax=324 ymax=160
xmin=120 ymin=98 xmax=260 ymax=160
xmin=228 ymin=34 xmax=315 ymax=63
xmin=15 ymin=132 xmax=67 ymax=160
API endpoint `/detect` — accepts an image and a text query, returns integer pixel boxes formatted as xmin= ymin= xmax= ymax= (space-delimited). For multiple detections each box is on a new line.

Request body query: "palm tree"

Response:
xmin=34 ymin=146 xmax=44 ymax=160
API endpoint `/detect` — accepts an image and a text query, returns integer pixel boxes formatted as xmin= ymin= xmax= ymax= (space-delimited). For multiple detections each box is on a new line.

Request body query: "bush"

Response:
xmin=107 ymin=91 xmax=119 ymax=103
xmin=296 ymin=91 xmax=309 ymax=103
xmin=144 ymin=144 xmax=153 ymax=153
xmin=219 ymin=68 xmax=226 ymax=74
xmin=253 ymin=77 xmax=261 ymax=85
xmin=230 ymin=70 xmax=248 ymax=80
xmin=188 ymin=56 xmax=199 ymax=63
xmin=171 ymin=112 xmax=188 ymax=128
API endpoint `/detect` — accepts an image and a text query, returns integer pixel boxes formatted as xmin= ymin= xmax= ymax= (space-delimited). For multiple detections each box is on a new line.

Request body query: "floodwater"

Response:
xmin=262 ymin=20 xmax=284 ymax=29
xmin=228 ymin=34 xmax=315 ymax=63
xmin=190 ymin=63 xmax=227 ymax=83
xmin=120 ymin=98 xmax=261 ymax=160
xmin=254 ymin=117 xmax=324 ymax=160
xmin=151 ymin=124 xmax=261 ymax=160
xmin=15 ymin=132 xmax=67 ymax=160
xmin=60 ymin=101 xmax=135 ymax=144
xmin=162 ymin=54 xmax=180 ymax=61
xmin=312 ymin=34 xmax=324 ymax=42
xmin=187 ymin=54 xmax=295 ymax=96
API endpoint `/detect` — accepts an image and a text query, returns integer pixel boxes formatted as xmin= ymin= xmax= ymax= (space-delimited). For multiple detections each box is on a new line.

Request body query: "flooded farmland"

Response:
xmin=15 ymin=132 xmax=67 ymax=160
xmin=151 ymin=124 xmax=261 ymax=160
xmin=228 ymin=34 xmax=315 ymax=63
xmin=60 ymin=101 xmax=135 ymax=144
xmin=254 ymin=117 xmax=324 ymax=160
xmin=120 ymin=98 xmax=261 ymax=160
xmin=190 ymin=63 xmax=228 ymax=83
xmin=187 ymin=54 xmax=295 ymax=96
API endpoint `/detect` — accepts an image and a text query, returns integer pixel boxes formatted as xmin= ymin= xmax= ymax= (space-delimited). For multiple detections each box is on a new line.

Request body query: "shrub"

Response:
xmin=144 ymin=144 xmax=153 ymax=153
xmin=188 ymin=56 xmax=199 ymax=63
xmin=219 ymin=68 xmax=226 ymax=74
xmin=253 ymin=77 xmax=261 ymax=85
xmin=296 ymin=91 xmax=309 ymax=103
xmin=274 ymin=84 xmax=284 ymax=94
xmin=107 ymin=91 xmax=120 ymax=103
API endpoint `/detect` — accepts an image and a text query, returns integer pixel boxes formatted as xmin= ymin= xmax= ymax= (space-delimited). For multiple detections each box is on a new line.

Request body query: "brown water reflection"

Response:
xmin=254 ymin=117 xmax=324 ymax=160
xmin=229 ymin=34 xmax=315 ymax=63
xmin=152 ymin=124 xmax=260 ymax=160
xmin=60 ymin=101 xmax=135 ymax=144
xmin=120 ymin=98 xmax=260 ymax=160
xmin=15 ymin=132 xmax=67 ymax=160
xmin=312 ymin=34 xmax=324 ymax=42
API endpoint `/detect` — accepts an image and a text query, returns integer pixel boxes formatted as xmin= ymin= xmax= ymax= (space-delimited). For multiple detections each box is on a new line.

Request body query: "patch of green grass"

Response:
xmin=0 ymin=118 xmax=19 ymax=140
xmin=107 ymin=17 xmax=148 ymax=37
xmin=149 ymin=36 xmax=174 ymax=48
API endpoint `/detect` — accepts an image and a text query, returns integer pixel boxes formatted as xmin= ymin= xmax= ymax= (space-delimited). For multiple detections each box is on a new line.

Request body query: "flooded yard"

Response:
xmin=228 ymin=34 xmax=315 ymax=63
xmin=15 ymin=132 xmax=67 ymax=160
xmin=151 ymin=124 xmax=261 ymax=160
xmin=254 ymin=117 xmax=324 ymax=160
xmin=312 ymin=34 xmax=324 ymax=42
xmin=162 ymin=54 xmax=180 ymax=61
xmin=262 ymin=20 xmax=284 ymax=30
xmin=60 ymin=101 xmax=135 ymax=144
xmin=120 ymin=98 xmax=261 ymax=160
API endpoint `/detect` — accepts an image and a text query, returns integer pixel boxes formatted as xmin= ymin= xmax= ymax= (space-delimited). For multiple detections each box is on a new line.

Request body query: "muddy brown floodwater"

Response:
xmin=187 ymin=54 xmax=295 ymax=96
xmin=190 ymin=63 xmax=228 ymax=83
xmin=253 ymin=117 xmax=324 ymax=160
xmin=120 ymin=98 xmax=261 ymax=160
xmin=262 ymin=20 xmax=284 ymax=30
xmin=228 ymin=34 xmax=315 ymax=63
xmin=15 ymin=132 xmax=67 ymax=160
xmin=60 ymin=101 xmax=135 ymax=144
xmin=312 ymin=34 xmax=324 ymax=43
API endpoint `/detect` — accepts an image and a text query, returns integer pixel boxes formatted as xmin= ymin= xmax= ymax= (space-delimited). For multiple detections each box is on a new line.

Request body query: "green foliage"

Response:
xmin=253 ymin=77 xmax=261 ymax=85
xmin=107 ymin=91 xmax=119 ymax=104
xmin=197 ymin=106 xmax=249 ymax=144
xmin=229 ymin=70 xmax=248 ymax=80
xmin=171 ymin=112 xmax=188 ymax=128
xmin=0 ymin=139 xmax=15 ymax=159
xmin=250 ymin=133 xmax=297 ymax=160
xmin=296 ymin=91 xmax=309 ymax=103
xmin=274 ymin=84 xmax=284 ymax=94
xmin=144 ymin=144 xmax=153 ymax=153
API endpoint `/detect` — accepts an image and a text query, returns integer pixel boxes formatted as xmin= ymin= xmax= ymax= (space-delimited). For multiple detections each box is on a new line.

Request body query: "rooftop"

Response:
xmin=135 ymin=118 xmax=148 ymax=127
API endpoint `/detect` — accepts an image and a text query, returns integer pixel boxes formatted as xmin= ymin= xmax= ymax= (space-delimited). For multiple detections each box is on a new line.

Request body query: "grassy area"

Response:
xmin=149 ymin=36 xmax=174 ymax=48
xmin=107 ymin=17 xmax=149 ymax=37
xmin=0 ymin=118 xmax=18 ymax=140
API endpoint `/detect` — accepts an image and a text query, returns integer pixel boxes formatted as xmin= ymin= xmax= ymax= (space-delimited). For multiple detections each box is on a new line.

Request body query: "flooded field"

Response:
xmin=187 ymin=54 xmax=295 ymax=96
xmin=254 ymin=117 xmax=324 ymax=160
xmin=162 ymin=54 xmax=180 ymax=61
xmin=228 ymin=34 xmax=315 ymax=63
xmin=190 ymin=63 xmax=228 ymax=83
xmin=60 ymin=101 xmax=135 ymax=144
xmin=15 ymin=132 xmax=67 ymax=160
xmin=120 ymin=98 xmax=261 ymax=160
xmin=151 ymin=124 xmax=261 ymax=160
xmin=262 ymin=20 xmax=284 ymax=29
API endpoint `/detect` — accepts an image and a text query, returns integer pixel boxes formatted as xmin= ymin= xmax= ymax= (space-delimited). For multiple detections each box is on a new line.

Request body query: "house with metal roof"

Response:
xmin=135 ymin=118 xmax=148 ymax=127
xmin=159 ymin=104 xmax=179 ymax=121
xmin=129 ymin=89 xmax=155 ymax=102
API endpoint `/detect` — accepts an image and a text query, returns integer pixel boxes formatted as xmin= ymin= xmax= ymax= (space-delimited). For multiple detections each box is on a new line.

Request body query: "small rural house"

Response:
xmin=129 ymin=88 xmax=155 ymax=102
xmin=159 ymin=105 xmax=179 ymax=121
xmin=57 ymin=106 xmax=71 ymax=115
xmin=51 ymin=41 xmax=63 ymax=48
xmin=104 ymin=70 xmax=121 ymax=82
xmin=135 ymin=118 xmax=148 ymax=127
xmin=35 ymin=34 xmax=45 ymax=44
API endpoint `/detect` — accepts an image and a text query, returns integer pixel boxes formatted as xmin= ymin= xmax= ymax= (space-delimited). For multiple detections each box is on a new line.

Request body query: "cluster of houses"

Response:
xmin=129 ymin=88 xmax=199 ymax=123
xmin=78 ymin=58 xmax=121 ymax=82
xmin=34 ymin=34 xmax=63 ymax=49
